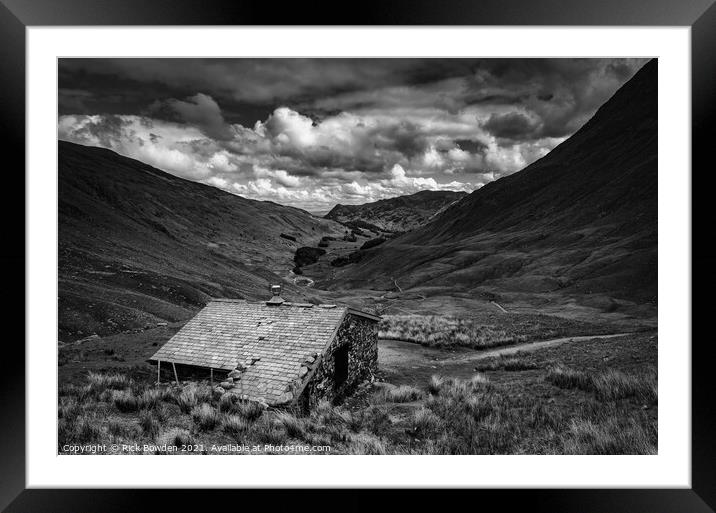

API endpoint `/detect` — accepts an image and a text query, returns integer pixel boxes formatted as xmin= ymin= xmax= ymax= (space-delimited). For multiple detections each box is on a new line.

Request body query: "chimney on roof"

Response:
xmin=266 ymin=284 xmax=284 ymax=305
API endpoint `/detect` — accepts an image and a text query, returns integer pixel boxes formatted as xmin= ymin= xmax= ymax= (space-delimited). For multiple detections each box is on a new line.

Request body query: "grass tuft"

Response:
xmin=428 ymin=375 xmax=445 ymax=395
xmin=347 ymin=433 xmax=386 ymax=454
xmin=158 ymin=427 xmax=193 ymax=448
xmin=176 ymin=387 xmax=198 ymax=414
xmin=411 ymin=408 xmax=443 ymax=437
xmin=218 ymin=393 xmax=236 ymax=413
xmin=58 ymin=397 xmax=82 ymax=420
xmin=191 ymin=403 xmax=219 ymax=431
xmin=112 ymin=389 xmax=139 ymax=413
xmin=234 ymin=400 xmax=265 ymax=422
xmin=66 ymin=415 xmax=104 ymax=444
xmin=275 ymin=412 xmax=306 ymax=438
xmin=252 ymin=420 xmax=288 ymax=446
xmin=138 ymin=409 xmax=160 ymax=438
xmin=381 ymin=385 xmax=424 ymax=403
xmin=137 ymin=389 xmax=162 ymax=410
xmin=108 ymin=419 xmax=138 ymax=439
xmin=546 ymin=365 xmax=592 ymax=391
xmin=222 ymin=414 xmax=250 ymax=437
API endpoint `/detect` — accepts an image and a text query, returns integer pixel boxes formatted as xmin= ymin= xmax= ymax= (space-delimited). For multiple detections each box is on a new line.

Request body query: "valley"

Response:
xmin=58 ymin=59 xmax=659 ymax=365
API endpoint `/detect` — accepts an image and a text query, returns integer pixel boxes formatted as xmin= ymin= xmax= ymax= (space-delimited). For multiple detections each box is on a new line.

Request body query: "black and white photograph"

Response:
xmin=56 ymin=57 xmax=657 ymax=456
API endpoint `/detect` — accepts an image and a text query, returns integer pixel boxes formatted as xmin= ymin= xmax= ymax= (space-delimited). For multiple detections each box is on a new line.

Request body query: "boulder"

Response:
xmin=75 ymin=334 xmax=100 ymax=344
xmin=228 ymin=370 xmax=242 ymax=379
xmin=373 ymin=381 xmax=396 ymax=391
xmin=277 ymin=391 xmax=294 ymax=404
xmin=298 ymin=366 xmax=308 ymax=378
xmin=220 ymin=381 xmax=233 ymax=389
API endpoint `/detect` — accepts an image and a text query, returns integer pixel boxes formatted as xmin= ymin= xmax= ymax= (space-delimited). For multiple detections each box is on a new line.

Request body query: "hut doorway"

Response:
xmin=334 ymin=345 xmax=349 ymax=389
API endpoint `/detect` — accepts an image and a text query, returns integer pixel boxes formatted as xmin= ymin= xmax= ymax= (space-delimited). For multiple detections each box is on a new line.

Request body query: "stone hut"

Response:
xmin=149 ymin=285 xmax=380 ymax=408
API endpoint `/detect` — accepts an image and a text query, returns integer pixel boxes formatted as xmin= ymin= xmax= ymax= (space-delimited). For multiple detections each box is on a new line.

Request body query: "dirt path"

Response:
xmin=447 ymin=332 xmax=632 ymax=363
xmin=378 ymin=332 xmax=631 ymax=387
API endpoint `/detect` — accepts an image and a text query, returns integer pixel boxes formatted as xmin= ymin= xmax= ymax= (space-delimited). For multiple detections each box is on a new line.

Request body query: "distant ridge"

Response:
xmin=325 ymin=189 xmax=468 ymax=233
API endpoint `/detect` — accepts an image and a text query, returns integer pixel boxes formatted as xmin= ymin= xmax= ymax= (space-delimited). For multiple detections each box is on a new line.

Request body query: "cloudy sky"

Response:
xmin=58 ymin=58 xmax=647 ymax=212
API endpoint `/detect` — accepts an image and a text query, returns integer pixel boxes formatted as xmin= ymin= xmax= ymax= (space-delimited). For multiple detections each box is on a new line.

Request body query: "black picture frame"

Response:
xmin=2 ymin=1 xmax=712 ymax=511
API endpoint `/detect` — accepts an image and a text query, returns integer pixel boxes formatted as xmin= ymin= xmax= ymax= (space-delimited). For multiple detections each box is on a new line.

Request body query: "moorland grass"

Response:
xmin=562 ymin=416 xmax=656 ymax=455
xmin=379 ymin=385 xmax=424 ymax=403
xmin=58 ymin=363 xmax=656 ymax=455
xmin=379 ymin=315 xmax=520 ymax=348
xmin=475 ymin=355 xmax=539 ymax=371
xmin=546 ymin=365 xmax=657 ymax=403
xmin=591 ymin=368 xmax=657 ymax=403
xmin=87 ymin=371 xmax=131 ymax=391
xmin=378 ymin=313 xmax=616 ymax=349
xmin=502 ymin=356 xmax=539 ymax=371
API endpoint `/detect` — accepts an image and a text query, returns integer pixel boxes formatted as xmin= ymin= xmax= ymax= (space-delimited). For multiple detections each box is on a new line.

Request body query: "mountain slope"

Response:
xmin=59 ymin=141 xmax=344 ymax=341
xmin=325 ymin=190 xmax=468 ymax=233
xmin=331 ymin=60 xmax=657 ymax=308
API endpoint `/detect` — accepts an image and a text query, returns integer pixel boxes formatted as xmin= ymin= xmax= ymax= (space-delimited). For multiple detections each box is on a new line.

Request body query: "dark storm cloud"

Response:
xmin=482 ymin=111 xmax=540 ymax=140
xmin=58 ymin=58 xmax=650 ymax=211
xmin=150 ymin=93 xmax=234 ymax=140
xmin=59 ymin=58 xmax=647 ymax=134
xmin=455 ymin=139 xmax=488 ymax=154
xmin=372 ymin=121 xmax=431 ymax=159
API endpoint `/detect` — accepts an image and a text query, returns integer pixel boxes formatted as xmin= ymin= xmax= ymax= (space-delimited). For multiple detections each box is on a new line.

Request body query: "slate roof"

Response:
xmin=149 ymin=298 xmax=379 ymax=405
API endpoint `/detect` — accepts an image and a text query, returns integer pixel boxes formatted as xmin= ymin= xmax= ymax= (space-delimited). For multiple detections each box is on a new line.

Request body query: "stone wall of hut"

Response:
xmin=301 ymin=313 xmax=378 ymax=408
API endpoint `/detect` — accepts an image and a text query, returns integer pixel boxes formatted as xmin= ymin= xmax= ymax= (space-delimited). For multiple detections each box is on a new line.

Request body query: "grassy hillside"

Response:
xmin=58 ymin=141 xmax=345 ymax=341
xmin=331 ymin=60 xmax=657 ymax=311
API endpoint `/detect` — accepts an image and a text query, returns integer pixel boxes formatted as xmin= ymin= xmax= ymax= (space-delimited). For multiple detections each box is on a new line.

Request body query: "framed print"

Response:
xmin=3 ymin=0 xmax=713 ymax=511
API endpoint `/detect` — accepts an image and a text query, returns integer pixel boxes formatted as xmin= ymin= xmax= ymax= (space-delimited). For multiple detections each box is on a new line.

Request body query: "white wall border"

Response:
xmin=27 ymin=26 xmax=690 ymax=488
